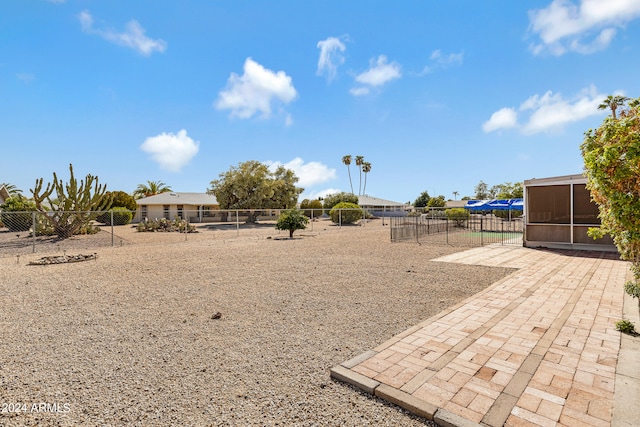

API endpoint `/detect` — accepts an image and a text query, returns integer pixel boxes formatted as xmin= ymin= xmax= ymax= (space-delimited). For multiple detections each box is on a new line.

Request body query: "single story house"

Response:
xmin=135 ymin=192 xmax=219 ymax=223
xmin=523 ymin=174 xmax=616 ymax=252
xmin=358 ymin=195 xmax=407 ymax=217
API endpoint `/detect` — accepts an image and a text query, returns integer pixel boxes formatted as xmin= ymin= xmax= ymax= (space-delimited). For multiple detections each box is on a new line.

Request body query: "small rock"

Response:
xmin=211 ymin=312 xmax=222 ymax=320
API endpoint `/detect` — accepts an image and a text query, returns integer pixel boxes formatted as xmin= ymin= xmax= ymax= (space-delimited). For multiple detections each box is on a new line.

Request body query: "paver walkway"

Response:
xmin=331 ymin=245 xmax=638 ymax=426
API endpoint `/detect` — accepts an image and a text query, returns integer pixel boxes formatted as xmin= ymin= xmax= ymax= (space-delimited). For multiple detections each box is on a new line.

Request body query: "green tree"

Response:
xmin=494 ymin=182 xmax=523 ymax=199
xmin=446 ymin=208 xmax=470 ymax=227
xmin=300 ymin=199 xmax=323 ymax=219
xmin=452 ymin=191 xmax=459 ymax=200
xmin=581 ymin=96 xmax=640 ymax=306
xmin=414 ymin=191 xmax=431 ymax=208
xmin=275 ymin=209 xmax=309 ymax=238
xmin=105 ymin=191 xmax=137 ymax=211
xmin=208 ymin=160 xmax=303 ymax=223
xmin=30 ymin=164 xmax=112 ymax=239
xmin=342 ymin=155 xmax=354 ymax=195
xmin=322 ymin=192 xmax=359 ymax=213
xmin=133 ymin=180 xmax=172 ymax=199
xmin=427 ymin=195 xmax=446 ymax=208
xmin=474 ymin=181 xmax=490 ymax=199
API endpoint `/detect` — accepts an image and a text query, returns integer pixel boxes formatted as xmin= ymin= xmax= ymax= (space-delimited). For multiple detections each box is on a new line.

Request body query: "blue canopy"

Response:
xmin=464 ymin=199 xmax=523 ymax=211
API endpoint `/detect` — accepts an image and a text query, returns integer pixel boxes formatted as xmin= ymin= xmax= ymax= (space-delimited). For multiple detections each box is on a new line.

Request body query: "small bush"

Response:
xmin=96 ymin=207 xmax=133 ymax=225
xmin=329 ymin=202 xmax=362 ymax=224
xmin=446 ymin=208 xmax=470 ymax=227
xmin=275 ymin=209 xmax=309 ymax=238
xmin=615 ymin=319 xmax=636 ymax=334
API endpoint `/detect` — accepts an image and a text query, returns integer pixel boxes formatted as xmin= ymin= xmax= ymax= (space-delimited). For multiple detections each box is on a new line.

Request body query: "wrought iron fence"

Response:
xmin=389 ymin=212 xmax=524 ymax=246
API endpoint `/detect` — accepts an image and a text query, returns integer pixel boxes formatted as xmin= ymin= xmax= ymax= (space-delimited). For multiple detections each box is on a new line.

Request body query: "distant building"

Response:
xmin=358 ymin=195 xmax=407 ymax=217
xmin=524 ymin=174 xmax=616 ymax=252
xmin=135 ymin=192 xmax=219 ymax=223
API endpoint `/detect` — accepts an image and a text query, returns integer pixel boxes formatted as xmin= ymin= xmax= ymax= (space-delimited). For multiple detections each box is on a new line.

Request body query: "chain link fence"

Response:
xmin=0 ymin=208 xmax=386 ymax=257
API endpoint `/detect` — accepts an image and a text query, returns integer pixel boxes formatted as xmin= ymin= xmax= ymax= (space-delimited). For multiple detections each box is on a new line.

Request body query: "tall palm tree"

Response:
xmin=355 ymin=155 xmax=365 ymax=196
xmin=342 ymin=155 xmax=354 ymax=195
xmin=452 ymin=191 xmax=459 ymax=200
xmin=133 ymin=180 xmax=172 ymax=199
xmin=598 ymin=95 xmax=630 ymax=119
xmin=362 ymin=161 xmax=372 ymax=196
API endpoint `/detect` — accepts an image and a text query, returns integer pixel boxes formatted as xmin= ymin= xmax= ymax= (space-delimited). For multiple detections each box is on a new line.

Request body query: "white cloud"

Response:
xmin=483 ymin=86 xmax=607 ymax=135
xmin=16 ymin=73 xmax=35 ymax=84
xmin=317 ymin=36 xmax=347 ymax=82
xmin=349 ymin=87 xmax=370 ymax=96
xmin=140 ymin=129 xmax=199 ymax=172
xmin=46 ymin=0 xmax=66 ymax=4
xmin=529 ymin=0 xmax=640 ymax=55
xmin=422 ymin=49 xmax=464 ymax=74
xmin=266 ymin=158 xmax=336 ymax=187
xmin=78 ymin=10 xmax=167 ymax=56
xmin=303 ymin=188 xmax=342 ymax=201
xmin=482 ymin=108 xmax=518 ymax=133
xmin=215 ymin=57 xmax=297 ymax=121
xmin=355 ymin=55 xmax=401 ymax=87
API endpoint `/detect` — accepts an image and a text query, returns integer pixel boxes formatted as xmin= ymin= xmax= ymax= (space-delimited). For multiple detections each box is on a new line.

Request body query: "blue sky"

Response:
xmin=2 ymin=1 xmax=640 ymax=203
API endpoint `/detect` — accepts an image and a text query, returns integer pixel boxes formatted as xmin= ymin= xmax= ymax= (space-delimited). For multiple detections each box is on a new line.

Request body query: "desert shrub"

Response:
xmin=0 ymin=196 xmax=37 ymax=232
xmin=96 ymin=207 xmax=133 ymax=225
xmin=446 ymin=208 xmax=469 ymax=227
xmin=492 ymin=209 xmax=523 ymax=220
xmin=137 ymin=216 xmax=196 ymax=233
xmin=323 ymin=192 xmax=359 ymax=214
xmin=275 ymin=209 xmax=309 ymax=238
xmin=300 ymin=199 xmax=323 ymax=219
xmin=407 ymin=211 xmax=421 ymax=217
xmin=329 ymin=202 xmax=362 ymax=224
xmin=615 ymin=319 xmax=636 ymax=334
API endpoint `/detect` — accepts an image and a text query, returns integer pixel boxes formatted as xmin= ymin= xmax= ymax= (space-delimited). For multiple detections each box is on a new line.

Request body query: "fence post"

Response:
xmin=111 ymin=211 xmax=114 ymax=247
xmin=236 ymin=210 xmax=239 ymax=237
xmin=481 ymin=216 xmax=484 ymax=246
xmin=32 ymin=212 xmax=36 ymax=253
xmin=446 ymin=218 xmax=449 ymax=245
xmin=339 ymin=210 xmax=342 ymax=227
xmin=415 ymin=216 xmax=419 ymax=244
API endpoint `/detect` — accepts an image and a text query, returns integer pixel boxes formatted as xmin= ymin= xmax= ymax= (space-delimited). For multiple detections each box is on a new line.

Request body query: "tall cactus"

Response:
xmin=30 ymin=164 xmax=112 ymax=239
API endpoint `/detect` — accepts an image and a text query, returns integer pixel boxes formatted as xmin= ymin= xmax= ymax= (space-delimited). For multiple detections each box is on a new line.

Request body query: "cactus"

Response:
xmin=30 ymin=164 xmax=112 ymax=239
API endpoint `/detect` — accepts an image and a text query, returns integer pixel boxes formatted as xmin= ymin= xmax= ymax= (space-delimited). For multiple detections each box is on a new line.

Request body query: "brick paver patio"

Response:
xmin=331 ymin=246 xmax=638 ymax=426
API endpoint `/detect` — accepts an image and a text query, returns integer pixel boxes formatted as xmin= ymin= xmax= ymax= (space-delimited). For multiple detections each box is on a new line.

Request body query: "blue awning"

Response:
xmin=464 ymin=199 xmax=523 ymax=211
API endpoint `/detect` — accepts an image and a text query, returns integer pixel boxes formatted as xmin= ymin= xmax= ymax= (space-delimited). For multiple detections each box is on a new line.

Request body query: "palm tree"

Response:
xmin=342 ymin=155 xmax=354 ymax=195
xmin=598 ymin=95 xmax=630 ymax=119
xmin=355 ymin=155 xmax=364 ymax=196
xmin=133 ymin=180 xmax=172 ymax=199
xmin=452 ymin=191 xmax=459 ymax=200
xmin=362 ymin=161 xmax=372 ymax=196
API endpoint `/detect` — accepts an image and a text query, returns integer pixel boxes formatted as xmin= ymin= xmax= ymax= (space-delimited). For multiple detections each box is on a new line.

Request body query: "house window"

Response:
xmin=177 ymin=205 xmax=184 ymax=219
xmin=163 ymin=205 xmax=170 ymax=219
xmin=141 ymin=205 xmax=147 ymax=220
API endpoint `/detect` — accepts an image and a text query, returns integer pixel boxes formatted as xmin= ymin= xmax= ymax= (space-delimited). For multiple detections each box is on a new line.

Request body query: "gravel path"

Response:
xmin=0 ymin=222 xmax=514 ymax=426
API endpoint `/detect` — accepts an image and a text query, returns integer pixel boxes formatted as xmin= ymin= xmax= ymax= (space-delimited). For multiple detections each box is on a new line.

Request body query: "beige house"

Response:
xmin=135 ymin=192 xmax=219 ymax=223
xmin=524 ymin=174 xmax=616 ymax=252
xmin=358 ymin=195 xmax=407 ymax=216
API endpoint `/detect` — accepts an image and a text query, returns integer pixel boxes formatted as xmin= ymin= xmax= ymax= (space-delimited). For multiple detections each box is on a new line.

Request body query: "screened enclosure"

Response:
xmin=524 ymin=175 xmax=616 ymax=251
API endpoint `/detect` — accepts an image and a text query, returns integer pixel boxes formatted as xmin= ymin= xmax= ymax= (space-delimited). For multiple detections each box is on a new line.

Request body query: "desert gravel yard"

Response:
xmin=0 ymin=222 xmax=513 ymax=426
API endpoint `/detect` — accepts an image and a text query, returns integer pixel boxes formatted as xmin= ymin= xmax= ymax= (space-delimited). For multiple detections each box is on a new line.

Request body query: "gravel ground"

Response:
xmin=0 ymin=221 xmax=514 ymax=426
